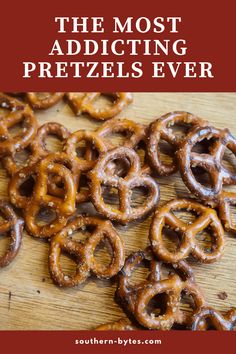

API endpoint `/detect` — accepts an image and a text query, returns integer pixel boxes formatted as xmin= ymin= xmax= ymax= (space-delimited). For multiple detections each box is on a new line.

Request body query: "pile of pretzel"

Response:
xmin=0 ymin=92 xmax=236 ymax=331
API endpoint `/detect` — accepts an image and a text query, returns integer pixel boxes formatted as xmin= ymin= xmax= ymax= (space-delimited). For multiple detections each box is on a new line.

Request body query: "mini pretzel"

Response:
xmin=26 ymin=92 xmax=65 ymax=109
xmin=25 ymin=157 xmax=76 ymax=238
xmin=89 ymin=147 xmax=160 ymax=224
xmin=134 ymin=274 xmax=181 ymax=329
xmin=49 ymin=216 xmax=124 ymax=287
xmin=0 ymin=200 xmax=24 ymax=267
xmin=0 ymin=93 xmax=38 ymax=157
xmin=30 ymin=122 xmax=70 ymax=163
xmin=96 ymin=318 xmax=137 ymax=330
xmin=177 ymin=126 xmax=236 ymax=204
xmin=218 ymin=191 xmax=236 ymax=234
xmin=134 ymin=274 xmax=205 ymax=330
xmin=66 ymin=92 xmax=133 ymax=120
xmin=147 ymin=111 xmax=208 ymax=176
xmin=116 ymin=247 xmax=194 ymax=315
xmin=150 ymin=199 xmax=224 ymax=263
xmin=191 ymin=306 xmax=236 ymax=330
xmin=96 ymin=118 xmax=150 ymax=174
xmin=116 ymin=248 xmax=161 ymax=313
xmin=64 ymin=130 xmax=107 ymax=172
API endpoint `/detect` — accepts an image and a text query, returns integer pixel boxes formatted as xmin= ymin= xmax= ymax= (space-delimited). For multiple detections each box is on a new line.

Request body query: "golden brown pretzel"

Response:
xmin=0 ymin=200 xmax=24 ymax=267
xmin=150 ymin=199 xmax=224 ymax=263
xmin=89 ymin=147 xmax=160 ymax=224
xmin=0 ymin=93 xmax=38 ymax=157
xmin=64 ymin=130 xmax=107 ymax=172
xmin=49 ymin=216 xmax=124 ymax=287
xmin=191 ymin=306 xmax=236 ymax=330
xmin=134 ymin=275 xmax=181 ymax=329
xmin=134 ymin=274 xmax=205 ymax=330
xmin=116 ymin=248 xmax=162 ymax=314
xmin=25 ymin=92 xmax=65 ymax=109
xmin=64 ymin=130 xmax=109 ymax=202
xmin=96 ymin=318 xmax=137 ymax=330
xmin=24 ymin=156 xmax=76 ymax=238
xmin=177 ymin=126 xmax=236 ymax=205
xmin=147 ymin=111 xmax=207 ymax=176
xmin=96 ymin=118 xmax=150 ymax=174
xmin=116 ymin=247 xmax=194 ymax=315
xmin=218 ymin=191 xmax=236 ymax=234
xmin=30 ymin=122 xmax=70 ymax=163
xmin=66 ymin=92 xmax=133 ymax=120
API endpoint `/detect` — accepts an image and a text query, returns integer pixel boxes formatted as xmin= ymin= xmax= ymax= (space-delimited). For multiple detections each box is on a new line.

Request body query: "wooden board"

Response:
xmin=0 ymin=93 xmax=236 ymax=330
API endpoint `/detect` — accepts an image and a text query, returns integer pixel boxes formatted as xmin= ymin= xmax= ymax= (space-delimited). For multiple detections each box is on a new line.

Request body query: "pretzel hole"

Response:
xmin=44 ymin=135 xmax=64 ymax=153
xmin=168 ymin=122 xmax=194 ymax=140
xmin=158 ymin=140 xmax=175 ymax=165
xmin=106 ymin=158 xmax=130 ymax=178
xmin=195 ymin=227 xmax=215 ymax=253
xmin=128 ymin=260 xmax=152 ymax=287
xmin=91 ymin=94 xmax=117 ymax=110
xmin=172 ymin=210 xmax=197 ymax=224
xmin=179 ymin=291 xmax=196 ymax=318
xmin=136 ymin=147 xmax=146 ymax=166
xmin=191 ymin=138 xmax=217 ymax=154
xmin=35 ymin=207 xmax=57 ymax=226
xmin=102 ymin=186 xmax=120 ymax=207
xmin=76 ymin=141 xmax=99 ymax=161
xmin=0 ymin=233 xmax=11 ymax=258
xmin=19 ymin=176 xmax=35 ymax=197
xmin=69 ymin=225 xmax=96 ymax=243
xmin=146 ymin=293 xmax=168 ymax=317
xmin=94 ymin=239 xmax=113 ymax=267
xmin=222 ymin=147 xmax=236 ymax=174
xmin=59 ymin=252 xmax=79 ymax=278
xmin=8 ymin=122 xmax=25 ymax=138
xmin=130 ymin=186 xmax=150 ymax=208
xmin=13 ymin=149 xmax=31 ymax=166
xmin=78 ymin=174 xmax=90 ymax=193
xmin=161 ymin=226 xmax=182 ymax=252
xmin=199 ymin=317 xmax=218 ymax=330
xmin=191 ymin=167 xmax=213 ymax=188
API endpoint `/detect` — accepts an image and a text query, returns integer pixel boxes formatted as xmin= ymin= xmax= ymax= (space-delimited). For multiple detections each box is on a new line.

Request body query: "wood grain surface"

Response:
xmin=0 ymin=93 xmax=236 ymax=330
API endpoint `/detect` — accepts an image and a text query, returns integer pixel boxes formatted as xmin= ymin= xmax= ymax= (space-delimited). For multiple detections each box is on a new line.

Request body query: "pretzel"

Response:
xmin=64 ymin=130 xmax=107 ymax=172
xmin=150 ymin=199 xmax=224 ymax=263
xmin=30 ymin=122 xmax=70 ymax=163
xmin=147 ymin=111 xmax=208 ymax=176
xmin=134 ymin=274 xmax=205 ymax=330
xmin=24 ymin=156 xmax=76 ymax=238
xmin=0 ymin=93 xmax=38 ymax=157
xmin=66 ymin=92 xmax=133 ymax=120
xmin=96 ymin=118 xmax=150 ymax=174
xmin=49 ymin=216 xmax=124 ymax=287
xmin=96 ymin=318 xmax=137 ymax=330
xmin=218 ymin=191 xmax=236 ymax=234
xmin=191 ymin=306 xmax=236 ymax=330
xmin=116 ymin=248 xmax=194 ymax=315
xmin=89 ymin=147 xmax=159 ymax=224
xmin=25 ymin=92 xmax=65 ymax=109
xmin=177 ymin=126 xmax=236 ymax=205
xmin=0 ymin=200 xmax=24 ymax=267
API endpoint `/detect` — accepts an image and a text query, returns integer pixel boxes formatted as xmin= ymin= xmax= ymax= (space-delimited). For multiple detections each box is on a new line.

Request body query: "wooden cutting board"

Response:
xmin=0 ymin=93 xmax=236 ymax=330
